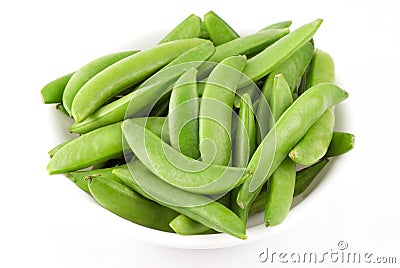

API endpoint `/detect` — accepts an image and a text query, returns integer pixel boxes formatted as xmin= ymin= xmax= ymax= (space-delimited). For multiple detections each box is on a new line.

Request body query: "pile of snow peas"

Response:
xmin=42 ymin=11 xmax=354 ymax=239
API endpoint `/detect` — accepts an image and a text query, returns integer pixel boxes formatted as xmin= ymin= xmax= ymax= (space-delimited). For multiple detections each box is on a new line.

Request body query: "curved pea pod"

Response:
xmin=289 ymin=107 xmax=335 ymax=166
xmin=159 ymin=14 xmax=203 ymax=44
xmin=200 ymin=55 xmax=247 ymax=165
xmin=69 ymin=42 xmax=215 ymax=134
xmin=168 ymin=67 xmax=200 ymax=159
xmin=66 ymin=166 xmax=126 ymax=194
xmin=71 ymin=38 xmax=210 ymax=122
xmin=261 ymin=42 xmax=314 ymax=104
xmin=48 ymin=117 xmax=169 ymax=174
xmin=236 ymin=83 xmax=348 ymax=209
xmin=209 ymin=28 xmax=289 ymax=62
xmin=264 ymin=157 xmax=296 ymax=226
xmin=122 ymin=120 xmax=247 ymax=195
xmin=88 ymin=176 xmax=178 ymax=232
xmin=204 ymin=11 xmax=239 ymax=46
xmin=325 ymin=132 xmax=355 ymax=157
xmin=305 ymin=49 xmax=335 ymax=89
xmin=112 ymin=162 xmax=246 ymax=239
xmin=62 ymin=50 xmax=139 ymax=115
xmin=41 ymin=72 xmax=74 ymax=104
xmin=244 ymin=19 xmax=322 ymax=81
xmin=259 ymin=20 xmax=292 ymax=31
xmin=293 ymin=159 xmax=329 ymax=197
xmin=231 ymin=94 xmax=256 ymax=222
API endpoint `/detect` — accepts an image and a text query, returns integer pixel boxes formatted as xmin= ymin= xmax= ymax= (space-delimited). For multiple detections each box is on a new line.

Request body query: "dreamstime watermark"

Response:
xmin=259 ymin=241 xmax=397 ymax=264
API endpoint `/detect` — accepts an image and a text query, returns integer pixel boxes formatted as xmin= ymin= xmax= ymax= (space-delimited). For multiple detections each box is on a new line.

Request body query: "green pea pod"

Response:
xmin=69 ymin=41 xmax=215 ymax=134
xmin=237 ymin=83 xmax=348 ymax=209
xmin=200 ymin=55 xmax=247 ymax=165
xmin=293 ymin=159 xmax=329 ymax=197
xmin=48 ymin=117 xmax=168 ymax=174
xmin=199 ymin=20 xmax=210 ymax=39
xmin=67 ymin=166 xmax=127 ymax=194
xmin=168 ymin=68 xmax=200 ymax=159
xmin=112 ymin=162 xmax=246 ymax=239
xmin=62 ymin=50 xmax=139 ymax=115
xmin=305 ymin=49 xmax=335 ymax=89
xmin=268 ymin=74 xmax=293 ymax=129
xmin=88 ymin=176 xmax=178 ymax=232
xmin=244 ymin=19 xmax=322 ymax=81
xmin=259 ymin=20 xmax=292 ymax=31
xmin=264 ymin=157 xmax=296 ymax=226
xmin=261 ymin=42 xmax=314 ymax=104
xmin=231 ymin=93 xmax=256 ymax=223
xmin=41 ymin=72 xmax=74 ymax=104
xmin=209 ymin=28 xmax=289 ymax=62
xmin=204 ymin=11 xmax=239 ymax=46
xmin=159 ymin=14 xmax=203 ymax=44
xmin=71 ymin=38 xmax=210 ymax=122
xmin=325 ymin=132 xmax=355 ymax=157
xmin=289 ymin=107 xmax=335 ymax=166
xmin=122 ymin=119 xmax=247 ymax=195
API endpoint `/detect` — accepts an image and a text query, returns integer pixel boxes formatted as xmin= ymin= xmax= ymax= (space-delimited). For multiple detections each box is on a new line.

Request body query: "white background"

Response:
xmin=1 ymin=0 xmax=400 ymax=267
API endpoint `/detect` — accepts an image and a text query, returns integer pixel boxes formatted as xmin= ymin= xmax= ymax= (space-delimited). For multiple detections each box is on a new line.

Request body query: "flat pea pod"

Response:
xmin=325 ymin=132 xmax=355 ymax=157
xmin=264 ymin=157 xmax=296 ymax=226
xmin=122 ymin=119 xmax=247 ymax=195
xmin=305 ymin=49 xmax=335 ymax=89
xmin=62 ymin=50 xmax=139 ymax=115
xmin=67 ymin=166 xmax=126 ymax=194
xmin=261 ymin=42 xmax=314 ymax=104
xmin=159 ymin=14 xmax=203 ymax=44
xmin=204 ymin=11 xmax=239 ymax=46
xmin=71 ymin=38 xmax=210 ymax=122
xmin=268 ymin=74 xmax=293 ymax=129
xmin=231 ymin=93 xmax=256 ymax=223
xmin=88 ymin=175 xmax=178 ymax=232
xmin=243 ymin=19 xmax=322 ymax=81
xmin=199 ymin=55 xmax=247 ymax=165
xmin=48 ymin=117 xmax=168 ymax=174
xmin=69 ymin=41 xmax=215 ymax=134
xmin=289 ymin=107 xmax=335 ymax=166
xmin=41 ymin=72 xmax=74 ymax=104
xmin=236 ymin=83 xmax=348 ymax=209
xmin=293 ymin=159 xmax=329 ymax=197
xmin=168 ymin=67 xmax=200 ymax=159
xmin=259 ymin=20 xmax=292 ymax=31
xmin=112 ymin=162 xmax=246 ymax=239
xmin=209 ymin=28 xmax=289 ymax=62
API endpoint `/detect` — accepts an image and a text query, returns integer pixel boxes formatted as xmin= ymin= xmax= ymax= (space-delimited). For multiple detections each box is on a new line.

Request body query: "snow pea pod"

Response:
xmin=305 ymin=49 xmax=335 ymax=89
xmin=48 ymin=117 xmax=168 ymax=174
xmin=243 ymin=19 xmax=322 ymax=81
xmin=88 ymin=176 xmax=178 ymax=232
xmin=289 ymin=107 xmax=335 ymax=165
xmin=41 ymin=72 xmax=74 ymax=104
xmin=268 ymin=74 xmax=293 ymax=129
xmin=200 ymin=55 xmax=246 ymax=165
xmin=264 ymin=157 xmax=296 ymax=226
xmin=71 ymin=38 xmax=210 ymax=122
xmin=159 ymin=14 xmax=203 ymax=44
xmin=209 ymin=28 xmax=289 ymax=62
xmin=122 ymin=120 xmax=247 ymax=194
xmin=168 ymin=67 xmax=200 ymax=159
xmin=112 ymin=162 xmax=246 ymax=239
xmin=293 ymin=159 xmax=329 ymax=197
xmin=204 ymin=11 xmax=239 ymax=46
xmin=62 ymin=50 xmax=138 ymax=115
xmin=261 ymin=42 xmax=314 ymax=104
xmin=259 ymin=20 xmax=292 ymax=31
xmin=236 ymin=83 xmax=348 ymax=209
xmin=48 ymin=140 xmax=71 ymax=158
xmin=67 ymin=166 xmax=126 ymax=194
xmin=231 ymin=93 xmax=256 ymax=223
xmin=325 ymin=132 xmax=355 ymax=157
xmin=69 ymin=41 xmax=215 ymax=134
